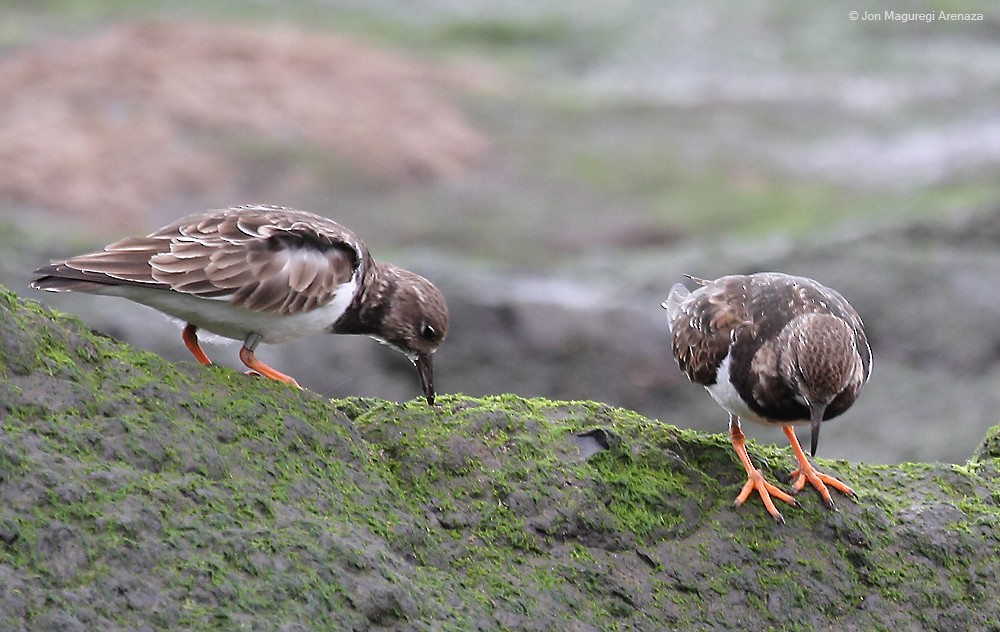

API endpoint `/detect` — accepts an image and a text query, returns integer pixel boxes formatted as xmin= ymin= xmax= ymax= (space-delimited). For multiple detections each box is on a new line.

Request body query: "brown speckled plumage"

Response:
xmin=33 ymin=207 xmax=367 ymax=315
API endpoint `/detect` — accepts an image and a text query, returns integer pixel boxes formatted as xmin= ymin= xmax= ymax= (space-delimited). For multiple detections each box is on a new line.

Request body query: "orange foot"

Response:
xmin=783 ymin=426 xmax=856 ymax=509
xmin=238 ymin=340 xmax=302 ymax=390
xmin=730 ymin=416 xmax=798 ymax=524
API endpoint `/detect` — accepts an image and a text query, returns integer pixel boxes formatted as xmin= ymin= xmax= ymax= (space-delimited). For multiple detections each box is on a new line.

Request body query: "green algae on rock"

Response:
xmin=975 ymin=424 xmax=1000 ymax=461
xmin=1 ymin=284 xmax=999 ymax=631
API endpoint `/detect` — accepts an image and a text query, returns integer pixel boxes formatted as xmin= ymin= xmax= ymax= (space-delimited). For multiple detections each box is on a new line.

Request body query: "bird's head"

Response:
xmin=778 ymin=313 xmax=864 ymax=455
xmin=377 ymin=267 xmax=449 ymax=406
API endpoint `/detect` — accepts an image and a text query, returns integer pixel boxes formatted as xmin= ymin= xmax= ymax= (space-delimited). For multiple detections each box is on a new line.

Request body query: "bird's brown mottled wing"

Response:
xmin=34 ymin=206 xmax=369 ymax=316
xmin=31 ymin=235 xmax=170 ymax=293
xmin=665 ymin=276 xmax=751 ymax=385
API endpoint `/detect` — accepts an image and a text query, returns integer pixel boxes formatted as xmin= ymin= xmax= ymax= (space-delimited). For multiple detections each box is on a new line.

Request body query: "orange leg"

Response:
xmin=238 ymin=333 xmax=302 ymax=390
xmin=782 ymin=426 xmax=855 ymax=509
xmin=182 ymin=324 xmax=213 ymax=365
xmin=729 ymin=415 xmax=798 ymax=524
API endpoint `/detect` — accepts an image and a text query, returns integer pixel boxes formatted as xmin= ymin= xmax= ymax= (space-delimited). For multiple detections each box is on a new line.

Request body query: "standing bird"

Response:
xmin=31 ymin=205 xmax=448 ymax=404
xmin=663 ymin=272 xmax=871 ymax=523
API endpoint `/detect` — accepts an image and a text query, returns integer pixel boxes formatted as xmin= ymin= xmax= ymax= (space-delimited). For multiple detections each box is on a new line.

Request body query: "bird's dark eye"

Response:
xmin=419 ymin=323 xmax=437 ymax=341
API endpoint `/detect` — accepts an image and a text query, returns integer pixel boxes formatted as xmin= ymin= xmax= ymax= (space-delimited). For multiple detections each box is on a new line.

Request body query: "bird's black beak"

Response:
xmin=415 ymin=352 xmax=435 ymax=406
xmin=809 ymin=403 xmax=827 ymax=457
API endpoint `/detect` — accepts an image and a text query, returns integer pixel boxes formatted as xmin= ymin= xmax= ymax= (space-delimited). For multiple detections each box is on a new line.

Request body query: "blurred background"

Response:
xmin=2 ymin=1 xmax=999 ymax=464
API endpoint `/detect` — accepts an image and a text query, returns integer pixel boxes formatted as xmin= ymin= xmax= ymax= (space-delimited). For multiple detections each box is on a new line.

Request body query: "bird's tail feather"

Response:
xmin=661 ymin=282 xmax=691 ymax=322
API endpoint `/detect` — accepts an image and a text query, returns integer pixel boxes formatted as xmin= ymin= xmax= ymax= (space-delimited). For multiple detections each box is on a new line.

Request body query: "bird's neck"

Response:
xmin=330 ymin=262 xmax=395 ymax=336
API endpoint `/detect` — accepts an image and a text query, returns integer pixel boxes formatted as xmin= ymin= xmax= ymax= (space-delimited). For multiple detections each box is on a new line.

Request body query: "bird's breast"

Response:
xmin=707 ymin=351 xmax=811 ymax=427
xmin=707 ymin=352 xmax=767 ymax=424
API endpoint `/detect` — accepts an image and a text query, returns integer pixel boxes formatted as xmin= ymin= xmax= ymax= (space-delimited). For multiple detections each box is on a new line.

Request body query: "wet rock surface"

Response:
xmin=2 ymin=286 xmax=999 ymax=631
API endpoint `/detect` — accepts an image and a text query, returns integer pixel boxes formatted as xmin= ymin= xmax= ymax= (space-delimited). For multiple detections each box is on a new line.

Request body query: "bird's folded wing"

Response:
xmin=42 ymin=208 xmax=364 ymax=316
xmin=668 ymin=277 xmax=749 ymax=385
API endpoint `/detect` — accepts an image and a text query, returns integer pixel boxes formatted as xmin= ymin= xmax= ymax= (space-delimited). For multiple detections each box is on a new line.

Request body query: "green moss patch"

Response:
xmin=1 ymin=285 xmax=999 ymax=630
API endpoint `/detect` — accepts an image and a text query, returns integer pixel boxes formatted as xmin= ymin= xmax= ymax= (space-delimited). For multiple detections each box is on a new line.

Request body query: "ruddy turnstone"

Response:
xmin=663 ymin=272 xmax=871 ymax=523
xmin=31 ymin=205 xmax=448 ymax=404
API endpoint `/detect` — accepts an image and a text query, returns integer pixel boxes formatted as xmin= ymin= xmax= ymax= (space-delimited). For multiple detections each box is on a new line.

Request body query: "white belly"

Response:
xmin=95 ymin=278 xmax=357 ymax=344
xmin=706 ymin=352 xmax=772 ymax=426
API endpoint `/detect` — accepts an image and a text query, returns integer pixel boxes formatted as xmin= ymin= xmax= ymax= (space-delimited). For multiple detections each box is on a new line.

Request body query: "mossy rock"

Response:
xmin=975 ymin=425 xmax=1000 ymax=461
xmin=1 ymin=285 xmax=999 ymax=631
